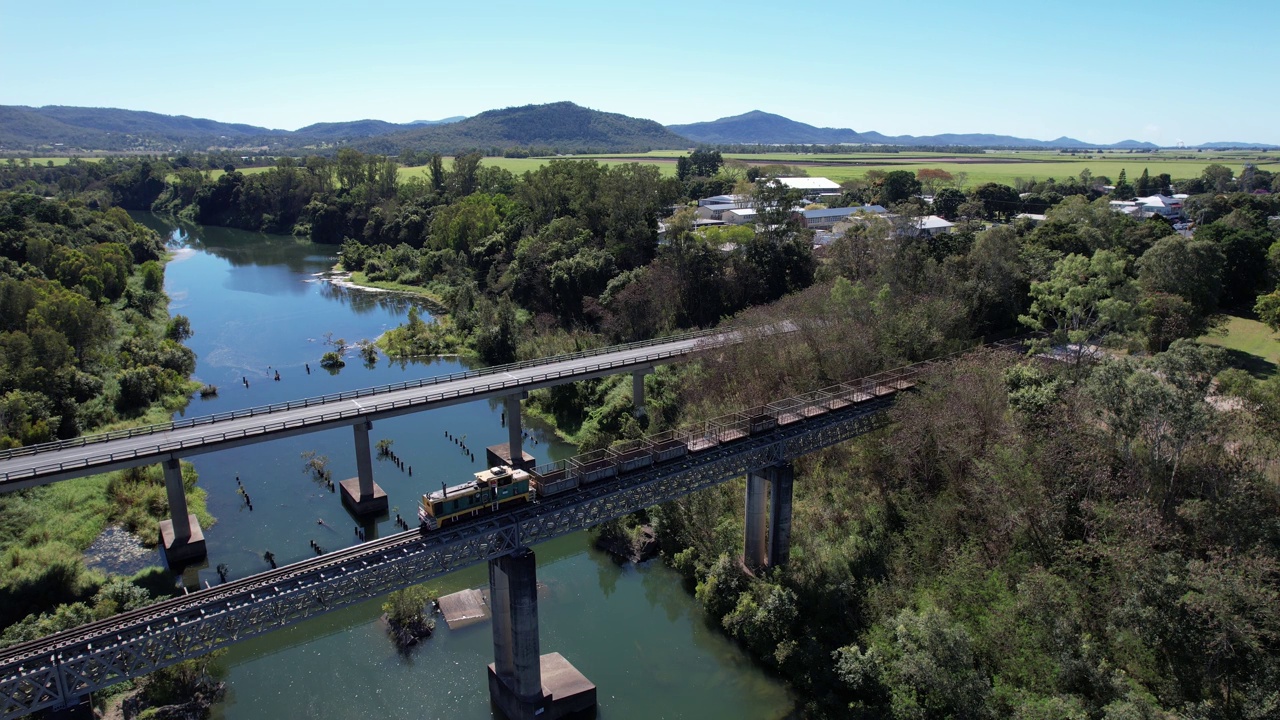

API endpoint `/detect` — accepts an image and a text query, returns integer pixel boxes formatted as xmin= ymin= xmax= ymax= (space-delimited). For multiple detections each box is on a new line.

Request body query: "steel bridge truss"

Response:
xmin=0 ymin=400 xmax=890 ymax=718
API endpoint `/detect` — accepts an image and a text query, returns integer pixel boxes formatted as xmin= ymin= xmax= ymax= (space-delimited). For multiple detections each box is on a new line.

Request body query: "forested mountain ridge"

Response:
xmin=352 ymin=102 xmax=691 ymax=154
xmin=0 ymin=105 xmax=286 ymax=151
xmin=8 ymin=103 xmax=1278 ymax=153
xmin=667 ymin=110 xmax=864 ymax=145
xmin=0 ymin=102 xmax=686 ymax=154
xmin=670 ymin=110 xmax=1279 ymax=149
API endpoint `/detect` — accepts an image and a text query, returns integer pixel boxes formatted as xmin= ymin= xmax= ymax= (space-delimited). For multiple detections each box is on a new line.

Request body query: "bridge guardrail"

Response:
xmin=0 ymin=324 xmax=761 ymax=465
xmin=0 ymin=326 xmax=1013 ymax=485
xmin=0 ymin=329 xmax=781 ymax=483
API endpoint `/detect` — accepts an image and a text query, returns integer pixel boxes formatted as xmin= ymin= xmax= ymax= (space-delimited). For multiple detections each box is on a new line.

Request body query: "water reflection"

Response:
xmin=130 ymin=213 xmax=791 ymax=720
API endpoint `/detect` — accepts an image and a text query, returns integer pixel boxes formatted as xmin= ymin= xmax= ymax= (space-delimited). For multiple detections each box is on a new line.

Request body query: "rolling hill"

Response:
xmin=0 ymin=103 xmax=685 ymax=154
xmin=2 ymin=103 xmax=1275 ymax=154
xmin=354 ymin=102 xmax=691 ymax=154
xmin=667 ymin=110 xmax=862 ymax=145
xmin=0 ymin=105 xmax=285 ymax=151
xmin=669 ymin=111 xmax=1173 ymax=149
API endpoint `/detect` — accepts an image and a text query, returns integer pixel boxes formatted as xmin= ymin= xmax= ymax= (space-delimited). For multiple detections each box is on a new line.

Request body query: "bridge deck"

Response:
xmin=0 ymin=326 xmax=784 ymax=491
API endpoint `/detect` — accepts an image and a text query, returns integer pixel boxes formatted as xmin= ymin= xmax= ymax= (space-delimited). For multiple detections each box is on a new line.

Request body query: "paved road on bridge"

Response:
xmin=0 ymin=326 xmax=774 ymax=491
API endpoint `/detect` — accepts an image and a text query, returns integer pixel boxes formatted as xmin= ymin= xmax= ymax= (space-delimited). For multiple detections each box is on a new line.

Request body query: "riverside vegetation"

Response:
xmin=0 ymin=193 xmax=218 ymax=715
xmin=2 ymin=148 xmax=1280 ymax=717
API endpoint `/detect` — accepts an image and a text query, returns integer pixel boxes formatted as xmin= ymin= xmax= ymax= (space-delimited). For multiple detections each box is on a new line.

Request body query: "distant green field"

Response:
xmin=1200 ymin=315 xmax=1280 ymax=378
xmin=9 ymin=157 xmax=102 ymax=166
xmin=789 ymin=159 xmax=1265 ymax=187
xmin=527 ymin=149 xmax=1274 ymax=187
xmin=396 ymin=157 xmax=678 ymax=179
xmin=153 ymin=147 xmax=1279 ymax=189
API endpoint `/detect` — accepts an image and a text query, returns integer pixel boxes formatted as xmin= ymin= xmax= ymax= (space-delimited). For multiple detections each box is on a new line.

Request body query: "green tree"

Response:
xmin=972 ymin=183 xmax=1020 ymax=221
xmin=165 ymin=315 xmax=194 ymax=342
xmin=835 ymin=607 xmax=992 ymax=719
xmin=688 ymin=149 xmax=723 ymax=177
xmin=877 ymin=170 xmax=922 ymax=206
xmin=1112 ymin=169 xmax=1134 ymax=199
xmin=676 ymin=155 xmax=692 ymax=181
xmin=428 ymin=193 xmax=504 ymax=254
xmin=1201 ymin=163 xmax=1234 ymax=192
xmin=1134 ymin=167 xmax=1153 ymax=195
xmin=1136 ymin=235 xmax=1225 ymax=316
xmin=1256 ymin=291 xmax=1280 ymax=332
xmin=1019 ymin=250 xmax=1138 ymax=367
xmin=1195 ymin=222 xmax=1272 ymax=307
xmin=933 ymin=187 xmax=966 ymax=220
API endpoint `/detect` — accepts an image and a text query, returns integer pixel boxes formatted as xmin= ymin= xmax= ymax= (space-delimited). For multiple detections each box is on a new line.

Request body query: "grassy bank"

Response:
xmin=1200 ymin=313 xmax=1280 ymax=378
xmin=344 ymin=270 xmax=448 ymax=308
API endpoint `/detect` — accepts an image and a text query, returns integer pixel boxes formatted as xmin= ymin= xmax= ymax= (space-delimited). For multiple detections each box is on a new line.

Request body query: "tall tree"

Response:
xmin=1019 ymin=249 xmax=1138 ymax=367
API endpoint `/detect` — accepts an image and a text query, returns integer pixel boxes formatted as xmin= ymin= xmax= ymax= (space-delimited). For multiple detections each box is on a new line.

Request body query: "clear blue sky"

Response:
xmin=2 ymin=0 xmax=1275 ymax=145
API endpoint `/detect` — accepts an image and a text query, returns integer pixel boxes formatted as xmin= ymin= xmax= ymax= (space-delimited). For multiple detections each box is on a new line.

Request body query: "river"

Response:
xmin=134 ymin=215 xmax=792 ymax=720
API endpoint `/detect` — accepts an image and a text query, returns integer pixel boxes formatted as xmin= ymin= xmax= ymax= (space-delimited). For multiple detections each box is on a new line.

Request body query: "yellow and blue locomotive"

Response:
xmin=418 ymin=466 xmax=531 ymax=530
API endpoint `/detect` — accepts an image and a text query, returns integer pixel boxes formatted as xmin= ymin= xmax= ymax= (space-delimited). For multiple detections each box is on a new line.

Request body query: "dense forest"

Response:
xmin=601 ymin=187 xmax=1280 ymax=717
xmin=1 ymin=146 xmax=1279 ymax=718
xmin=0 ymin=194 xmax=211 ymax=643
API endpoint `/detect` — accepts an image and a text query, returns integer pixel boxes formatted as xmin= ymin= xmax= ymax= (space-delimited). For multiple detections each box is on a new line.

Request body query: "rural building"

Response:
xmin=771 ymin=177 xmax=841 ymax=199
xmin=911 ymin=215 xmax=955 ymax=237
xmin=1109 ymin=194 xmax=1183 ymax=219
xmin=799 ymin=205 xmax=888 ymax=230
xmin=1135 ymin=194 xmax=1183 ymax=218
xmin=723 ymin=208 xmax=758 ymax=225
xmin=829 ymin=212 xmax=953 ymax=239
xmin=698 ymin=194 xmax=752 ymax=208
xmin=1015 ymin=213 xmax=1047 ymax=225
xmin=696 ymin=203 xmax=738 ymax=221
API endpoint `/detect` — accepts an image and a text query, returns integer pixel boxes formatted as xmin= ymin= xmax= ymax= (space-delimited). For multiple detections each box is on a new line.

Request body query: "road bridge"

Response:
xmin=0 ymin=326 xmax=766 ymax=491
xmin=0 ymin=324 xmax=787 ymax=562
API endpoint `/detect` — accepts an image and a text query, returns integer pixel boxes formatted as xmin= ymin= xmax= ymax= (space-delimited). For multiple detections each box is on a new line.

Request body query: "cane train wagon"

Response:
xmin=418 ymin=366 xmax=920 ymax=531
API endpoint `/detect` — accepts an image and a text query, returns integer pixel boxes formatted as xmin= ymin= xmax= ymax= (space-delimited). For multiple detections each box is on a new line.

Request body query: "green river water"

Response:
xmin=136 ymin=214 xmax=792 ymax=720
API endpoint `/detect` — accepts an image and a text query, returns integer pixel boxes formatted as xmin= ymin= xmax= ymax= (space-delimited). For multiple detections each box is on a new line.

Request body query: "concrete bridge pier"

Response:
xmin=768 ymin=463 xmax=794 ymax=567
xmin=743 ymin=469 xmax=769 ymax=569
xmin=488 ymin=548 xmax=596 ymax=720
xmin=340 ymin=419 xmax=387 ymax=516
xmin=632 ymin=369 xmax=650 ymax=418
xmin=489 ymin=393 xmax=535 ymax=470
xmin=158 ymin=458 xmax=205 ymax=565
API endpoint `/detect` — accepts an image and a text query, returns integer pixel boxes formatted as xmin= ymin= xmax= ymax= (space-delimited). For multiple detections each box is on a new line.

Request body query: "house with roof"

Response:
xmin=723 ymin=207 xmax=758 ymax=225
xmin=1109 ymin=195 xmax=1183 ymax=220
xmin=829 ymin=212 xmax=953 ymax=239
xmin=698 ymin=194 xmax=752 ymax=208
xmin=695 ymin=203 xmax=737 ymax=221
xmin=769 ymin=177 xmax=842 ymax=200
xmin=1135 ymin=194 xmax=1183 ymax=219
xmin=911 ymin=215 xmax=955 ymax=237
xmin=799 ymin=205 xmax=887 ymax=230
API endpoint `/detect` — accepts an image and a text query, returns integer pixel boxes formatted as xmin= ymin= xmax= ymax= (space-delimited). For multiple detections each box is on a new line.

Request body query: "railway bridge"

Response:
xmin=0 ymin=331 xmax=1021 ymax=720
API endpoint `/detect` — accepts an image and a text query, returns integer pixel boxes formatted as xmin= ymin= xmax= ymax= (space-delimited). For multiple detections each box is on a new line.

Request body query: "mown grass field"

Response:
xmin=180 ymin=148 xmax=1278 ymax=188
xmin=570 ymin=149 xmax=1275 ymax=186
xmin=13 ymin=157 xmax=102 ymax=166
xmin=1200 ymin=314 xmax=1280 ymax=378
